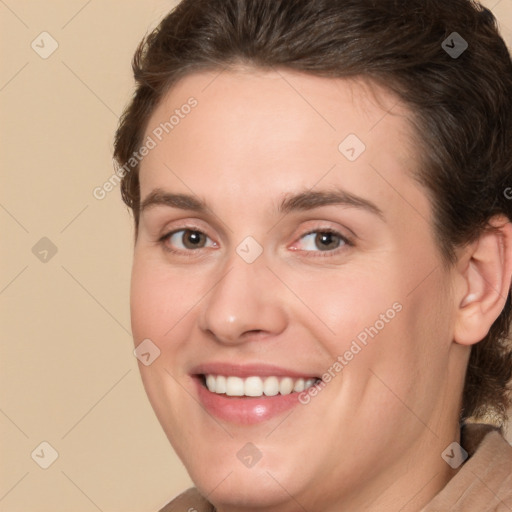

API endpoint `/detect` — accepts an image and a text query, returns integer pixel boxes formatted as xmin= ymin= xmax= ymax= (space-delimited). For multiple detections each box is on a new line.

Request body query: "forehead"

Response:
xmin=138 ymin=68 xmax=430 ymax=225
xmin=143 ymin=68 xmax=413 ymax=160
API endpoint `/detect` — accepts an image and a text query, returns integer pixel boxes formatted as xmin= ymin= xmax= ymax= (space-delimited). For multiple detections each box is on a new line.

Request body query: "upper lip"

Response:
xmin=190 ymin=362 xmax=320 ymax=379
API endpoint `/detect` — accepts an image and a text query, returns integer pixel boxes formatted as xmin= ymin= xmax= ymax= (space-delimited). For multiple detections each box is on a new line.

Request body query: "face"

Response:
xmin=131 ymin=69 xmax=463 ymax=511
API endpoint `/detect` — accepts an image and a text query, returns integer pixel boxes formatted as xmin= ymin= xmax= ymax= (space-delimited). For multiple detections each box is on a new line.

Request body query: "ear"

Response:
xmin=454 ymin=216 xmax=512 ymax=346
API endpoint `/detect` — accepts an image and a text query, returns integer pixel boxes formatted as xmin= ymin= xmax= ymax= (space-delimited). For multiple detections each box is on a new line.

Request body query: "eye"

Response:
xmin=295 ymin=229 xmax=350 ymax=253
xmin=161 ymin=229 xmax=216 ymax=252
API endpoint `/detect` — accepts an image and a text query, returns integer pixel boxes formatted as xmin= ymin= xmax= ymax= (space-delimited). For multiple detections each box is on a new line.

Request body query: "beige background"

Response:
xmin=1 ymin=1 xmax=511 ymax=511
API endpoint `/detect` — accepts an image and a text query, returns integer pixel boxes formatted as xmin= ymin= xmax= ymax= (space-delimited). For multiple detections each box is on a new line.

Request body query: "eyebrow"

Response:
xmin=279 ymin=188 xmax=385 ymax=220
xmin=141 ymin=189 xmax=206 ymax=214
xmin=140 ymin=187 xmax=385 ymax=220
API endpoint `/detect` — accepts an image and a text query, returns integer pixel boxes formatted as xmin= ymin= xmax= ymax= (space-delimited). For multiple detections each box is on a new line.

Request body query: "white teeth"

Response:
xmin=216 ymin=375 xmax=226 ymax=394
xmin=206 ymin=374 xmax=216 ymax=392
xmin=225 ymin=376 xmax=244 ymax=396
xmin=263 ymin=376 xmax=279 ymax=396
xmin=279 ymin=377 xmax=294 ymax=395
xmin=204 ymin=374 xmax=318 ymax=397
xmin=293 ymin=378 xmax=305 ymax=392
xmin=244 ymin=376 xmax=263 ymax=396
xmin=305 ymin=378 xmax=316 ymax=389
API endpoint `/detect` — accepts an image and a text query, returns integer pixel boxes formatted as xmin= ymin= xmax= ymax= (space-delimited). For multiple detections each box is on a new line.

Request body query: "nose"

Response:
xmin=198 ymin=255 xmax=288 ymax=345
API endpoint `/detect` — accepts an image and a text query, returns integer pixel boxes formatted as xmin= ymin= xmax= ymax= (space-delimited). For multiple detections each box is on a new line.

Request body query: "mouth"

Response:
xmin=200 ymin=374 xmax=321 ymax=397
xmin=190 ymin=364 xmax=323 ymax=425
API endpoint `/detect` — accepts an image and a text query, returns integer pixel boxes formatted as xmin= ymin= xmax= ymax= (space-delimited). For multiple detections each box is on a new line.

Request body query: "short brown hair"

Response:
xmin=113 ymin=0 xmax=512 ymax=426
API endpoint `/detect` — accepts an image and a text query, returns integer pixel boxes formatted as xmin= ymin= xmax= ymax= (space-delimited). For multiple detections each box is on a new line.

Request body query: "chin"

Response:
xmin=186 ymin=450 xmax=311 ymax=509
xmin=195 ymin=471 xmax=293 ymax=509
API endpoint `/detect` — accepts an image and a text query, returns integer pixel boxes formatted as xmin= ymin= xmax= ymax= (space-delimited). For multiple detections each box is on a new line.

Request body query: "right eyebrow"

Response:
xmin=140 ymin=189 xmax=207 ymax=214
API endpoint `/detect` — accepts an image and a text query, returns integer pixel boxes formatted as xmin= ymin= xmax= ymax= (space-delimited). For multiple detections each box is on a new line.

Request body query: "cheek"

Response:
xmin=298 ymin=258 xmax=451 ymax=392
xmin=400 ymin=271 xmax=454 ymax=365
xmin=292 ymin=266 xmax=399 ymax=352
xmin=130 ymin=254 xmax=188 ymax=341
xmin=359 ymin=271 xmax=455 ymax=411
xmin=130 ymin=256 xmax=197 ymax=441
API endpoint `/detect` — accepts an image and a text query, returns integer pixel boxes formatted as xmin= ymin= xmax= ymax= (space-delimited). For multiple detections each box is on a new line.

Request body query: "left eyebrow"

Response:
xmin=278 ymin=188 xmax=385 ymax=221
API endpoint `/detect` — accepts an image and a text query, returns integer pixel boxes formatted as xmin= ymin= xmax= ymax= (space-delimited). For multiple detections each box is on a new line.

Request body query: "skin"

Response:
xmin=130 ymin=68 xmax=512 ymax=512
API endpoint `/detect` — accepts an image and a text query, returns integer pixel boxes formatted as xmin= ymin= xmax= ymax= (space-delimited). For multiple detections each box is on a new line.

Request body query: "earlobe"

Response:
xmin=454 ymin=217 xmax=512 ymax=346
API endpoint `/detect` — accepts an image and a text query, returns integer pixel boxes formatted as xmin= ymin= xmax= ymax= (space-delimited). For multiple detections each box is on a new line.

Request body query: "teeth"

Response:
xmin=204 ymin=374 xmax=318 ymax=397
xmin=216 ymin=375 xmax=226 ymax=394
xmin=206 ymin=375 xmax=216 ymax=392
xmin=244 ymin=376 xmax=263 ymax=397
xmin=305 ymin=378 xmax=316 ymax=389
xmin=293 ymin=378 xmax=305 ymax=392
xmin=226 ymin=376 xmax=244 ymax=396
xmin=280 ymin=377 xmax=294 ymax=395
xmin=263 ymin=376 xmax=279 ymax=396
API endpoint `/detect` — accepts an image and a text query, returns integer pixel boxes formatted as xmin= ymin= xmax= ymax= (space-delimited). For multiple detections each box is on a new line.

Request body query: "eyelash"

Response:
xmin=158 ymin=226 xmax=353 ymax=258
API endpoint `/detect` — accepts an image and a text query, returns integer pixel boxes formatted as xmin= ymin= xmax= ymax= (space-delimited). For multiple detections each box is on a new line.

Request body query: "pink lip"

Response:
xmin=190 ymin=363 xmax=320 ymax=425
xmin=194 ymin=377 xmax=305 ymax=425
xmin=190 ymin=362 xmax=319 ymax=379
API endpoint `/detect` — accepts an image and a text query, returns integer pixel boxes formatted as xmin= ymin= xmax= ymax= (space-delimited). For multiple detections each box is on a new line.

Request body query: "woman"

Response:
xmin=114 ymin=0 xmax=512 ymax=510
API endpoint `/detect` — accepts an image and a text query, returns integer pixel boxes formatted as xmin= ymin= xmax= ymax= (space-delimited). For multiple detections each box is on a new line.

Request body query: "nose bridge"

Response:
xmin=198 ymin=249 xmax=286 ymax=344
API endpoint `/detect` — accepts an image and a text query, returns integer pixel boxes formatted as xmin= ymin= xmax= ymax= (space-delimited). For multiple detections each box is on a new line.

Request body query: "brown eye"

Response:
xmin=298 ymin=230 xmax=347 ymax=252
xmin=182 ymin=230 xmax=207 ymax=249
xmin=164 ymin=229 xmax=214 ymax=251
xmin=315 ymin=232 xmax=342 ymax=251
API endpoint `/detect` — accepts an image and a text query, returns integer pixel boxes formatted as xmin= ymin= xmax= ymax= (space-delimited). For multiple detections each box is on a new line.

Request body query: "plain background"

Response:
xmin=1 ymin=1 xmax=511 ymax=510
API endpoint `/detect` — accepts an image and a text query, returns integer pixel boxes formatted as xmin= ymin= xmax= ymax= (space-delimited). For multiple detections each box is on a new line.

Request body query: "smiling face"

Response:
xmin=131 ymin=69 xmax=468 ymax=511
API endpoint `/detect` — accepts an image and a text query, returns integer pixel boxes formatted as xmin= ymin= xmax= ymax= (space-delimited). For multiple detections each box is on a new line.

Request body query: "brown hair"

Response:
xmin=113 ymin=0 xmax=512 ymax=427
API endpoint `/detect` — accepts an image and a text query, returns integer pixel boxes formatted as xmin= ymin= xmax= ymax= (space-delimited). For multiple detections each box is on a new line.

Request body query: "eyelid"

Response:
xmin=158 ymin=224 xmax=209 ymax=241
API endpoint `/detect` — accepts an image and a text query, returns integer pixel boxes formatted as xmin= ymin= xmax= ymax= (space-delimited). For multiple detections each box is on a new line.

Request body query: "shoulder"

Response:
xmin=158 ymin=487 xmax=214 ymax=512
xmin=422 ymin=423 xmax=512 ymax=511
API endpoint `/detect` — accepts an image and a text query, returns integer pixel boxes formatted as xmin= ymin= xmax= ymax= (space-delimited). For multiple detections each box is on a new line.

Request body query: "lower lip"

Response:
xmin=194 ymin=377 xmax=304 ymax=425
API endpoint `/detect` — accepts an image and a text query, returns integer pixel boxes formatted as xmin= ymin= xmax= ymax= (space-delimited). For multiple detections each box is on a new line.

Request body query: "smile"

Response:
xmin=191 ymin=363 xmax=323 ymax=424
xmin=204 ymin=374 xmax=320 ymax=397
